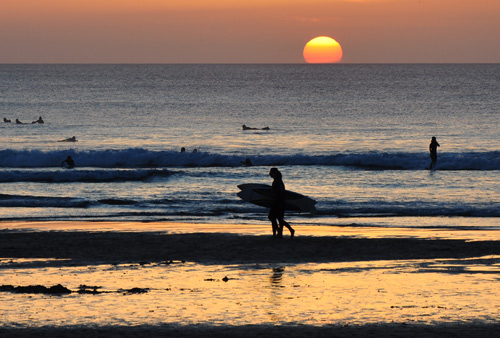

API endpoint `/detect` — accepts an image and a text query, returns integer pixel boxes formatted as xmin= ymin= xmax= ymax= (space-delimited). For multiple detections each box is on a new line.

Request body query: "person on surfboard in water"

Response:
xmin=268 ymin=168 xmax=295 ymax=238
xmin=61 ymin=155 xmax=75 ymax=169
xmin=429 ymin=136 xmax=440 ymax=170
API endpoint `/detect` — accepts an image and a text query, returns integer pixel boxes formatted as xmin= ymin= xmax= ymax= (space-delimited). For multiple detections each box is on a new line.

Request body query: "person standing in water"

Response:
xmin=268 ymin=168 xmax=295 ymax=238
xmin=429 ymin=136 xmax=440 ymax=170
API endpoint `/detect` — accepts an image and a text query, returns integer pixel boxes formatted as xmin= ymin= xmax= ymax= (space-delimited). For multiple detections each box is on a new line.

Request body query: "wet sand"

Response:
xmin=1 ymin=221 xmax=500 ymax=337
xmin=2 ymin=223 xmax=500 ymax=266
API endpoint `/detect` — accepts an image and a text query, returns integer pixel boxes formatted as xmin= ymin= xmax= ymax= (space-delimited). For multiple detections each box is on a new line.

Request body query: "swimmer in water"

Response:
xmin=58 ymin=136 xmax=77 ymax=142
xmin=61 ymin=155 xmax=75 ymax=169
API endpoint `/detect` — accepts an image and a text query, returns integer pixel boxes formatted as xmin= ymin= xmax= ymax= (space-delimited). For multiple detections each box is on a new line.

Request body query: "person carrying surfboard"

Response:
xmin=268 ymin=168 xmax=295 ymax=238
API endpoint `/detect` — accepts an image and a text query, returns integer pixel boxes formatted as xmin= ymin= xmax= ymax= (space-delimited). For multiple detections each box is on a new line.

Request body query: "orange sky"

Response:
xmin=1 ymin=0 xmax=499 ymax=63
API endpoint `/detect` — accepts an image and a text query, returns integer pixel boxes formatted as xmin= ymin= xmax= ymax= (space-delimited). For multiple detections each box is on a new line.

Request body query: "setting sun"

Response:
xmin=303 ymin=36 xmax=343 ymax=64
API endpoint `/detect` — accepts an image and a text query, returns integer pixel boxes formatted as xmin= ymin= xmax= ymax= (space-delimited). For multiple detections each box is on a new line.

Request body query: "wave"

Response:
xmin=314 ymin=201 xmax=500 ymax=218
xmin=2 ymin=193 xmax=499 ymax=220
xmin=0 ymin=169 xmax=173 ymax=183
xmin=0 ymin=194 xmax=90 ymax=208
xmin=0 ymin=148 xmax=499 ymax=170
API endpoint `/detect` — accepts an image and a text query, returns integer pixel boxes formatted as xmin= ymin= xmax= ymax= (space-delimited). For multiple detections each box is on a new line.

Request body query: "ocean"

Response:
xmin=1 ymin=64 xmax=499 ymax=229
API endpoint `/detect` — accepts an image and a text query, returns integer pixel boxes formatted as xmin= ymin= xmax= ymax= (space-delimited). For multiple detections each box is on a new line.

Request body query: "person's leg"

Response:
xmin=268 ymin=210 xmax=279 ymax=237
xmin=277 ymin=208 xmax=294 ymax=238
xmin=279 ymin=219 xmax=294 ymax=238
xmin=430 ymin=154 xmax=437 ymax=169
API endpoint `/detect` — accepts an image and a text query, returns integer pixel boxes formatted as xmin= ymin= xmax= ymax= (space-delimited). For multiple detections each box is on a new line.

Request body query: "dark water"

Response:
xmin=0 ymin=64 xmax=499 ymax=228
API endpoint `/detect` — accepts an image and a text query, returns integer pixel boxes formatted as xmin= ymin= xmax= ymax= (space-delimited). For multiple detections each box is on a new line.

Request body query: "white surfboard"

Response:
xmin=237 ymin=183 xmax=316 ymax=212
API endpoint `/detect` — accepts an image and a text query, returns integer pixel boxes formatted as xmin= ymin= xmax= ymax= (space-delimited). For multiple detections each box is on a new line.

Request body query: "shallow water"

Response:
xmin=2 ymin=257 xmax=500 ymax=327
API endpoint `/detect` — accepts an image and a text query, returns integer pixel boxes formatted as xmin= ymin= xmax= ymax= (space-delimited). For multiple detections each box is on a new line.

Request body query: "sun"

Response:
xmin=303 ymin=36 xmax=343 ymax=64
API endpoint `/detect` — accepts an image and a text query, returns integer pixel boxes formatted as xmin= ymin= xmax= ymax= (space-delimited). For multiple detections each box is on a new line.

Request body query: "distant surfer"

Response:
xmin=241 ymin=158 xmax=253 ymax=166
xmin=15 ymin=119 xmax=24 ymax=124
xmin=242 ymin=124 xmax=270 ymax=131
xmin=58 ymin=136 xmax=77 ymax=142
xmin=268 ymin=168 xmax=295 ymax=238
xmin=32 ymin=116 xmax=44 ymax=124
xmin=61 ymin=155 xmax=75 ymax=169
xmin=429 ymin=136 xmax=440 ymax=170
xmin=3 ymin=118 xmax=11 ymax=123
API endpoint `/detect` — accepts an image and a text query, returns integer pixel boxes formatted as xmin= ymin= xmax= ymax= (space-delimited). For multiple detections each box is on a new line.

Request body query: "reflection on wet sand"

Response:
xmin=1 ymin=221 xmax=500 ymax=335
xmin=1 ymin=256 xmax=500 ymax=328
xmin=269 ymin=267 xmax=285 ymax=323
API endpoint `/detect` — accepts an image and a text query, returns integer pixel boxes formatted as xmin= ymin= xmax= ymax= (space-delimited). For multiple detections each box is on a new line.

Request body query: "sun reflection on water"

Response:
xmin=1 ymin=256 xmax=500 ymax=327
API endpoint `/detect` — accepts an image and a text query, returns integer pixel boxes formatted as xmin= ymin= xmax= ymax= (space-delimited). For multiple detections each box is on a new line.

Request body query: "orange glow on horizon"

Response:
xmin=1 ymin=1 xmax=499 ymax=63
xmin=303 ymin=36 xmax=343 ymax=64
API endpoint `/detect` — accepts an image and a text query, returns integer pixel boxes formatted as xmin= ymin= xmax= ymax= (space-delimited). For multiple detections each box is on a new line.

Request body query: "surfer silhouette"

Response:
xmin=3 ymin=118 xmax=11 ymax=123
xmin=32 ymin=116 xmax=44 ymax=124
xmin=61 ymin=155 xmax=75 ymax=169
xmin=241 ymin=158 xmax=253 ymax=166
xmin=429 ymin=136 xmax=440 ymax=170
xmin=58 ymin=136 xmax=77 ymax=142
xmin=242 ymin=124 xmax=270 ymax=131
xmin=268 ymin=168 xmax=295 ymax=238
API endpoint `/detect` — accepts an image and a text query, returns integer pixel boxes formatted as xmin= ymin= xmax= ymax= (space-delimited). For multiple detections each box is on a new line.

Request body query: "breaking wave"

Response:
xmin=0 ymin=148 xmax=499 ymax=170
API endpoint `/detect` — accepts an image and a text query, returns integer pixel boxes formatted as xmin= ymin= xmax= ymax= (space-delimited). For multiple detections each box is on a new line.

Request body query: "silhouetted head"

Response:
xmin=269 ymin=167 xmax=281 ymax=179
xmin=432 ymin=136 xmax=437 ymax=141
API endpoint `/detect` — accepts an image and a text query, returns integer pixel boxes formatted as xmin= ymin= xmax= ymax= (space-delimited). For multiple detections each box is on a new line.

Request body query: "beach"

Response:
xmin=2 ymin=222 xmax=500 ymax=265
xmin=1 ymin=221 xmax=500 ymax=337
xmin=1 ymin=64 xmax=499 ymax=336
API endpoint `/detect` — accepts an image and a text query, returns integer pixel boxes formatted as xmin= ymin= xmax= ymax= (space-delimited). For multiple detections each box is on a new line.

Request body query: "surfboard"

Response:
xmin=237 ymin=183 xmax=316 ymax=212
xmin=237 ymin=183 xmax=269 ymax=191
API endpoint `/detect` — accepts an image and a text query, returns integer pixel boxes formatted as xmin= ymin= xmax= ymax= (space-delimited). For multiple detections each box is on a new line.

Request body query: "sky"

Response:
xmin=1 ymin=0 xmax=499 ymax=63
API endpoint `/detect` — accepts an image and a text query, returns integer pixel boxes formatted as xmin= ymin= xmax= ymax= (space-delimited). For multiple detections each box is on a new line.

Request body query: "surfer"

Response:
xmin=242 ymin=124 xmax=270 ymax=131
xmin=58 ymin=136 xmax=77 ymax=142
xmin=241 ymin=158 xmax=253 ymax=166
xmin=3 ymin=118 xmax=11 ymax=123
xmin=429 ymin=136 xmax=440 ymax=170
xmin=15 ymin=119 xmax=24 ymax=124
xmin=32 ymin=116 xmax=44 ymax=124
xmin=61 ymin=155 xmax=75 ymax=169
xmin=268 ymin=168 xmax=295 ymax=238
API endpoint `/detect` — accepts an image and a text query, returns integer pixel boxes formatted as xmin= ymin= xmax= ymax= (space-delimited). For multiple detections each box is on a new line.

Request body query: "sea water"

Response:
xmin=0 ymin=64 xmax=499 ymax=229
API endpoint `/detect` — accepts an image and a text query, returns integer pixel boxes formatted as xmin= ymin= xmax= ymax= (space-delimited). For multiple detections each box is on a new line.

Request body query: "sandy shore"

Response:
xmin=2 ymin=221 xmax=500 ymax=337
xmin=1 ymin=222 xmax=500 ymax=266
